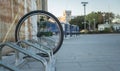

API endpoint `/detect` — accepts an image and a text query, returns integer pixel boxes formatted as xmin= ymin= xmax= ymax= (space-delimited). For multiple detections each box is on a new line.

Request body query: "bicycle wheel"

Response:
xmin=15 ymin=10 xmax=64 ymax=54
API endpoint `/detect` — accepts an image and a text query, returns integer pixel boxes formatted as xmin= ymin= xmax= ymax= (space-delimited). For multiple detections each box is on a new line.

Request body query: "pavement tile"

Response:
xmin=56 ymin=34 xmax=120 ymax=71
xmin=56 ymin=62 xmax=81 ymax=71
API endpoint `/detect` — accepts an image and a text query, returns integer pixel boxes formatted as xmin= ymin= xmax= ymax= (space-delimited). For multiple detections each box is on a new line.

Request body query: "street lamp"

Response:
xmin=81 ymin=2 xmax=88 ymax=30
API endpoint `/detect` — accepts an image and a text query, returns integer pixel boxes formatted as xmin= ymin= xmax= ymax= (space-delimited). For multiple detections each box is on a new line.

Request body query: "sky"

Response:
xmin=48 ymin=0 xmax=120 ymax=17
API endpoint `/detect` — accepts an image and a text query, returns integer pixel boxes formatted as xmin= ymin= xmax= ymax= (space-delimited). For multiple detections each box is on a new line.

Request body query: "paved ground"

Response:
xmin=1 ymin=34 xmax=120 ymax=71
xmin=55 ymin=34 xmax=120 ymax=71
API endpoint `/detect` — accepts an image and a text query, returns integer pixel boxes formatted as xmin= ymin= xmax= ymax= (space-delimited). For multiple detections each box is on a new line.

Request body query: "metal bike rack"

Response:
xmin=27 ymin=39 xmax=56 ymax=71
xmin=40 ymin=37 xmax=55 ymax=47
xmin=17 ymin=40 xmax=53 ymax=63
xmin=0 ymin=43 xmax=20 ymax=71
xmin=17 ymin=40 xmax=55 ymax=71
xmin=0 ymin=42 xmax=48 ymax=71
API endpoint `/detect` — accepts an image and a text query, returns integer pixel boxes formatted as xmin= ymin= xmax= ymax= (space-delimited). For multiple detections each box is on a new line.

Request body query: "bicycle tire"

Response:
xmin=15 ymin=10 xmax=64 ymax=54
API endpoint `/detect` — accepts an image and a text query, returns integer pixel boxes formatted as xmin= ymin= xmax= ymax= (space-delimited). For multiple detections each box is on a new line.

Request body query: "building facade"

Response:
xmin=36 ymin=0 xmax=48 ymax=11
xmin=98 ymin=23 xmax=111 ymax=31
xmin=59 ymin=10 xmax=72 ymax=23
xmin=98 ymin=23 xmax=120 ymax=32
xmin=0 ymin=0 xmax=48 ymax=42
xmin=98 ymin=15 xmax=120 ymax=32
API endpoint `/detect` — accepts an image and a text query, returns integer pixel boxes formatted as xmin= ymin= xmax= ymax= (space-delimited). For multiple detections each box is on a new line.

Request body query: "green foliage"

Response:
xmin=86 ymin=12 xmax=115 ymax=25
xmin=37 ymin=32 xmax=53 ymax=37
xmin=37 ymin=16 xmax=47 ymax=28
xmin=70 ymin=16 xmax=84 ymax=25
xmin=40 ymin=21 xmax=47 ymax=28
xmin=100 ymin=28 xmax=113 ymax=33
xmin=69 ymin=11 xmax=115 ymax=30
xmin=86 ymin=12 xmax=98 ymax=24
xmin=69 ymin=16 xmax=84 ymax=29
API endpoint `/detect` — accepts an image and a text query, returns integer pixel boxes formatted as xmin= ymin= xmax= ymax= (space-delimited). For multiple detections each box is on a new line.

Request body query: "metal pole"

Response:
xmin=93 ymin=19 xmax=96 ymax=31
xmin=102 ymin=13 xmax=105 ymax=24
xmin=81 ymin=2 xmax=88 ymax=30
xmin=84 ymin=4 xmax=86 ymax=29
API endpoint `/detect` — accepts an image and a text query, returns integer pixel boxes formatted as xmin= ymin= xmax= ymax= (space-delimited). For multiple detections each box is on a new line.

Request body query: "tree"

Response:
xmin=69 ymin=11 xmax=115 ymax=30
xmin=86 ymin=12 xmax=98 ymax=29
xmin=86 ymin=12 xmax=115 ymax=29
xmin=104 ymin=12 xmax=114 ymax=24
xmin=69 ymin=16 xmax=84 ymax=30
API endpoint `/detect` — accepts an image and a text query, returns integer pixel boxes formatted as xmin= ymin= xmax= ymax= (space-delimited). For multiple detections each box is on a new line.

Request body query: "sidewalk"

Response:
xmin=1 ymin=34 xmax=120 ymax=71
xmin=55 ymin=34 xmax=120 ymax=71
